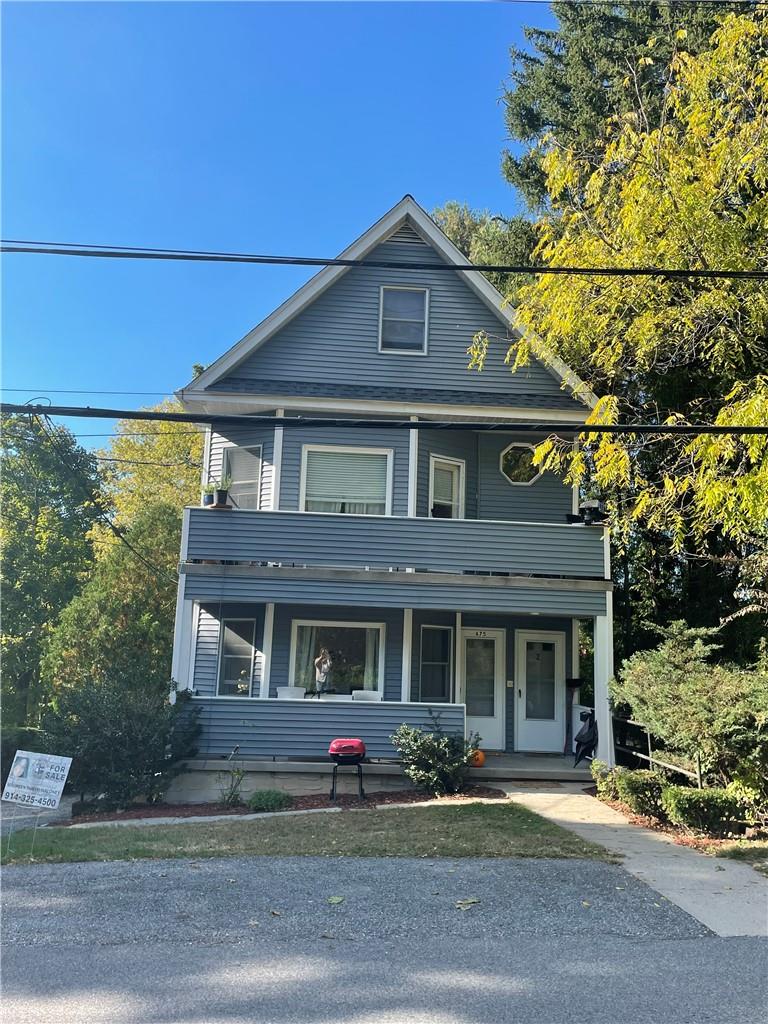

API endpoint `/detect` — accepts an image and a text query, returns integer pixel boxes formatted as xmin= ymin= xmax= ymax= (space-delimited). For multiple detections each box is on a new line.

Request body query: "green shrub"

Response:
xmin=661 ymin=785 xmax=744 ymax=836
xmin=391 ymin=716 xmax=479 ymax=796
xmin=247 ymin=789 xmax=293 ymax=813
xmin=615 ymin=769 xmax=666 ymax=818
xmin=41 ymin=681 xmax=200 ymax=810
xmin=1 ymin=727 xmax=44 ymax=785
xmin=611 ymin=622 xmax=768 ymax=800
xmin=590 ymin=759 xmax=624 ymax=801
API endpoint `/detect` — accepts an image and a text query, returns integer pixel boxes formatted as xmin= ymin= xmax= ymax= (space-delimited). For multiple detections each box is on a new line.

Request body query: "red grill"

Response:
xmin=328 ymin=738 xmax=366 ymax=764
xmin=328 ymin=738 xmax=366 ymax=801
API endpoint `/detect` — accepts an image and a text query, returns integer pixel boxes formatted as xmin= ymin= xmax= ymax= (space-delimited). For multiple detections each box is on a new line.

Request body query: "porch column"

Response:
xmin=594 ymin=526 xmax=615 ymax=764
xmin=271 ymin=409 xmax=284 ymax=510
xmin=259 ymin=602 xmax=275 ymax=698
xmin=401 ymin=608 xmax=413 ymax=701
xmin=170 ymin=576 xmax=195 ymax=696
xmin=407 ymin=416 xmax=418 ymax=516
xmin=454 ymin=611 xmax=463 ymax=705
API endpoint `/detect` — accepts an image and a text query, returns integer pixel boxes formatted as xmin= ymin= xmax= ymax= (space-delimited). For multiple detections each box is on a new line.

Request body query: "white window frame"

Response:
xmin=418 ymin=625 xmax=454 ymax=703
xmin=299 ymin=444 xmax=394 ymax=516
xmin=378 ymin=285 xmax=430 ymax=356
xmin=216 ymin=618 xmax=257 ymax=698
xmin=499 ymin=442 xmax=542 ymax=487
xmin=288 ymin=618 xmax=387 ymax=696
xmin=428 ymin=455 xmax=466 ymax=519
xmin=222 ymin=443 xmax=263 ymax=511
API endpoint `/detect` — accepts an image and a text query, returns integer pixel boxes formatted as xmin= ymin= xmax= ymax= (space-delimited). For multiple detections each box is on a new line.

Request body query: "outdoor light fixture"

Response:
xmin=565 ymin=500 xmax=608 ymax=526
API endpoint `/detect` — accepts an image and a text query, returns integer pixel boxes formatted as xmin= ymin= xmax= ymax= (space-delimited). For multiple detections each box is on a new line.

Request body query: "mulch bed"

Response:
xmin=600 ymin=795 xmax=767 ymax=851
xmin=63 ymin=785 xmax=505 ymax=826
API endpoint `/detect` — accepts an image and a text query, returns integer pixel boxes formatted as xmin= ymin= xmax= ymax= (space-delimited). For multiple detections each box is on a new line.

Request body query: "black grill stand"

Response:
xmin=329 ymin=760 xmax=366 ymax=802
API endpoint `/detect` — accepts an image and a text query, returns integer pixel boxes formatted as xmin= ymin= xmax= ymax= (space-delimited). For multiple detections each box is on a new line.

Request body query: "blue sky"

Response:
xmin=2 ymin=1 xmax=555 ymax=443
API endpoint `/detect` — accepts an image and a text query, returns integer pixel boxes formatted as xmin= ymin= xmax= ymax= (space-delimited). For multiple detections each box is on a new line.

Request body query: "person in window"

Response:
xmin=314 ymin=648 xmax=332 ymax=693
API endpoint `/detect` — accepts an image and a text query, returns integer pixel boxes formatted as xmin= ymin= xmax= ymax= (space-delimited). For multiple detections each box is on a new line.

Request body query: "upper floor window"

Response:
xmin=379 ymin=286 xmax=429 ymax=354
xmin=223 ymin=445 xmax=262 ymax=510
xmin=429 ymin=456 xmax=465 ymax=519
xmin=500 ymin=443 xmax=542 ymax=486
xmin=301 ymin=445 xmax=392 ymax=515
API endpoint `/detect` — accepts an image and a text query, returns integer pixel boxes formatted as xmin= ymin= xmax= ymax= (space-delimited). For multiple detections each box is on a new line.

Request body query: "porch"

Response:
xmin=166 ymin=750 xmax=591 ymax=803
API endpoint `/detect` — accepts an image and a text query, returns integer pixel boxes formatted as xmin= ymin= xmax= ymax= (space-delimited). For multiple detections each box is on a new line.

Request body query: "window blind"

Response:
xmin=305 ymin=450 xmax=388 ymax=509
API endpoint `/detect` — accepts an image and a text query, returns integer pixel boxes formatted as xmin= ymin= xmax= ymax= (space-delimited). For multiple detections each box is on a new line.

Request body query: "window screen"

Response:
xmin=224 ymin=446 xmax=262 ymax=510
xmin=380 ymin=288 xmax=428 ymax=353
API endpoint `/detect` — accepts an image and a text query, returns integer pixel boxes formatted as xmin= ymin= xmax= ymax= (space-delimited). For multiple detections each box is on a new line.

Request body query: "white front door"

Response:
xmin=515 ymin=630 xmax=566 ymax=753
xmin=462 ymin=628 xmax=505 ymax=750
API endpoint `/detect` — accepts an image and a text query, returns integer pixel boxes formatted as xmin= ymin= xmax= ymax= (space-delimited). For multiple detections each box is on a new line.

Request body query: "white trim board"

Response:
xmin=179 ymin=390 xmax=592 ymax=424
xmin=177 ymin=195 xmax=596 ymax=408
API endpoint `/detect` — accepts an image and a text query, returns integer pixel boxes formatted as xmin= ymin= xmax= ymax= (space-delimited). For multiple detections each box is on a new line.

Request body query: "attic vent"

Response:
xmin=387 ymin=224 xmax=426 ymax=245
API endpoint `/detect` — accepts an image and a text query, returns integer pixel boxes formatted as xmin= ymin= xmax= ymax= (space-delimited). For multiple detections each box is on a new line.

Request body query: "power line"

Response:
xmin=5 ymin=402 xmax=766 ymax=436
xmin=2 ymin=240 xmax=765 ymax=281
xmin=1 ymin=387 xmax=173 ymax=397
xmin=33 ymin=413 xmax=179 ymax=585
xmin=95 ymin=455 xmax=202 ymax=467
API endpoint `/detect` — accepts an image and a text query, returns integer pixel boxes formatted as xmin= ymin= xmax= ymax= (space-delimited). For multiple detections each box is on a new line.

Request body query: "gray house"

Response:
xmin=171 ymin=196 xmax=614 ymax=782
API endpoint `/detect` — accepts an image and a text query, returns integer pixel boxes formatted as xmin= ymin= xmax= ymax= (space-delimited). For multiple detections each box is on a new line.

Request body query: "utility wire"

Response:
xmin=95 ymin=455 xmax=202 ymax=467
xmin=33 ymin=413 xmax=179 ymax=585
xmin=2 ymin=241 xmax=766 ymax=281
xmin=2 ymin=387 xmax=173 ymax=397
xmin=6 ymin=403 xmax=766 ymax=436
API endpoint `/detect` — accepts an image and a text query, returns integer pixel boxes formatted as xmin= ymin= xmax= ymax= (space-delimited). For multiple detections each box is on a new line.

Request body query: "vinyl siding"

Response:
xmin=184 ymin=507 xmax=605 ymax=577
xmin=278 ymin=426 xmax=410 ymax=515
xmin=190 ymin=696 xmax=465 ymax=760
xmin=192 ymin=603 xmax=265 ymax=697
xmin=183 ymin=569 xmax=609 ymax=617
xmin=416 ymin=430 xmax=478 ymax=518
xmin=268 ymin=604 xmax=404 ymax=700
xmin=210 ymin=228 xmax=577 ymax=408
xmin=477 ymin=433 xmax=573 ymax=523
xmin=207 ymin=424 xmax=276 ymax=510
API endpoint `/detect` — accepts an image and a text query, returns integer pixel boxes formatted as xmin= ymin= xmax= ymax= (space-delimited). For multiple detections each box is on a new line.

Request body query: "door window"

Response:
xmin=465 ymin=637 xmax=496 ymax=717
xmin=525 ymin=641 xmax=556 ymax=720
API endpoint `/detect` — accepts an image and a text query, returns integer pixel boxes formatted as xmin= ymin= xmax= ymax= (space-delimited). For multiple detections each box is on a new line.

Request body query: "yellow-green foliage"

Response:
xmin=506 ymin=14 xmax=768 ymax=549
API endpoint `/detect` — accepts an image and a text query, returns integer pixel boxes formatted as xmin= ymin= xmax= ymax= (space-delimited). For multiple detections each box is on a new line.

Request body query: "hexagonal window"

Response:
xmin=499 ymin=443 xmax=541 ymax=486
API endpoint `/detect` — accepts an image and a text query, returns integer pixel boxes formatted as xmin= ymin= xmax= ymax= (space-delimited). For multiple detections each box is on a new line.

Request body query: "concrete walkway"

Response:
xmin=0 ymin=795 xmax=76 ymax=837
xmin=500 ymin=782 xmax=768 ymax=938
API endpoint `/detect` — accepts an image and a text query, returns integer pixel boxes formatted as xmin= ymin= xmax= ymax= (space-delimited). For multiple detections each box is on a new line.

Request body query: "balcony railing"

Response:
xmin=183 ymin=507 xmax=606 ymax=579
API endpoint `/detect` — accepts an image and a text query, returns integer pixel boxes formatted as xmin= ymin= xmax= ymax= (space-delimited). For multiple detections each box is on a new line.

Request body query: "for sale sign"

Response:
xmin=3 ymin=750 xmax=72 ymax=810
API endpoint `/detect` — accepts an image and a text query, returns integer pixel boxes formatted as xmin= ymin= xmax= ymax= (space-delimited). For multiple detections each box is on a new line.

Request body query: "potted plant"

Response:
xmin=202 ymin=483 xmax=216 ymax=507
xmin=214 ymin=475 xmax=231 ymax=507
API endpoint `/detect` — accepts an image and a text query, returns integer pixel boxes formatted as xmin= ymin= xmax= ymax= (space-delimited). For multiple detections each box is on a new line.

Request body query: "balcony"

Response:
xmin=182 ymin=507 xmax=606 ymax=579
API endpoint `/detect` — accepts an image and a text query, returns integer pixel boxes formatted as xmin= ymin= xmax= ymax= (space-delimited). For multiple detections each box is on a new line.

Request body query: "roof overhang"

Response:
xmin=178 ymin=195 xmax=597 ymax=409
xmin=176 ymin=389 xmax=591 ymax=425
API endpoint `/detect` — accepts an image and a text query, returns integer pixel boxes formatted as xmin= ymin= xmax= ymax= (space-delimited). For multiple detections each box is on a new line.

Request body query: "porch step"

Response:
xmin=470 ymin=755 xmax=591 ymax=783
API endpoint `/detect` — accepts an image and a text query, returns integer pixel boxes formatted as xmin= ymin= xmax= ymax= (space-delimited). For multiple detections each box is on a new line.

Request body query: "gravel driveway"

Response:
xmin=3 ymin=855 xmax=766 ymax=1024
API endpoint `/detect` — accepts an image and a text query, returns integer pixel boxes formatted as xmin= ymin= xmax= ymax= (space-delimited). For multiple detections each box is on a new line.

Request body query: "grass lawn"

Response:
xmin=2 ymin=801 xmax=614 ymax=866
xmin=715 ymin=838 xmax=768 ymax=878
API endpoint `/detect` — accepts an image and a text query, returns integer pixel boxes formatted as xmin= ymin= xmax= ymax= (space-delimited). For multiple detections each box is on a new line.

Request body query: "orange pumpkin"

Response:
xmin=470 ymin=749 xmax=485 ymax=768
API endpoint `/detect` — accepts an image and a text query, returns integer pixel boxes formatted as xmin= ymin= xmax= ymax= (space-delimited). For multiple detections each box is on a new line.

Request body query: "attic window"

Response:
xmin=379 ymin=287 xmax=428 ymax=354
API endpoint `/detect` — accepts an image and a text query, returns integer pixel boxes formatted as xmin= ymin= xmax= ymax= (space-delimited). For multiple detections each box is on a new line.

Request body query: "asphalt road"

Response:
xmin=3 ymin=855 xmax=767 ymax=1024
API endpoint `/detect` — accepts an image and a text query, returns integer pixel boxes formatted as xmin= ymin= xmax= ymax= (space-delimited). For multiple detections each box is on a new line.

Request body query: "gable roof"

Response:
xmin=179 ymin=195 xmax=597 ymax=409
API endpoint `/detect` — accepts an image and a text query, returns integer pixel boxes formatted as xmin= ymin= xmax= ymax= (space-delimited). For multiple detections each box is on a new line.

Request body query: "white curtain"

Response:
xmin=294 ymin=625 xmax=318 ymax=687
